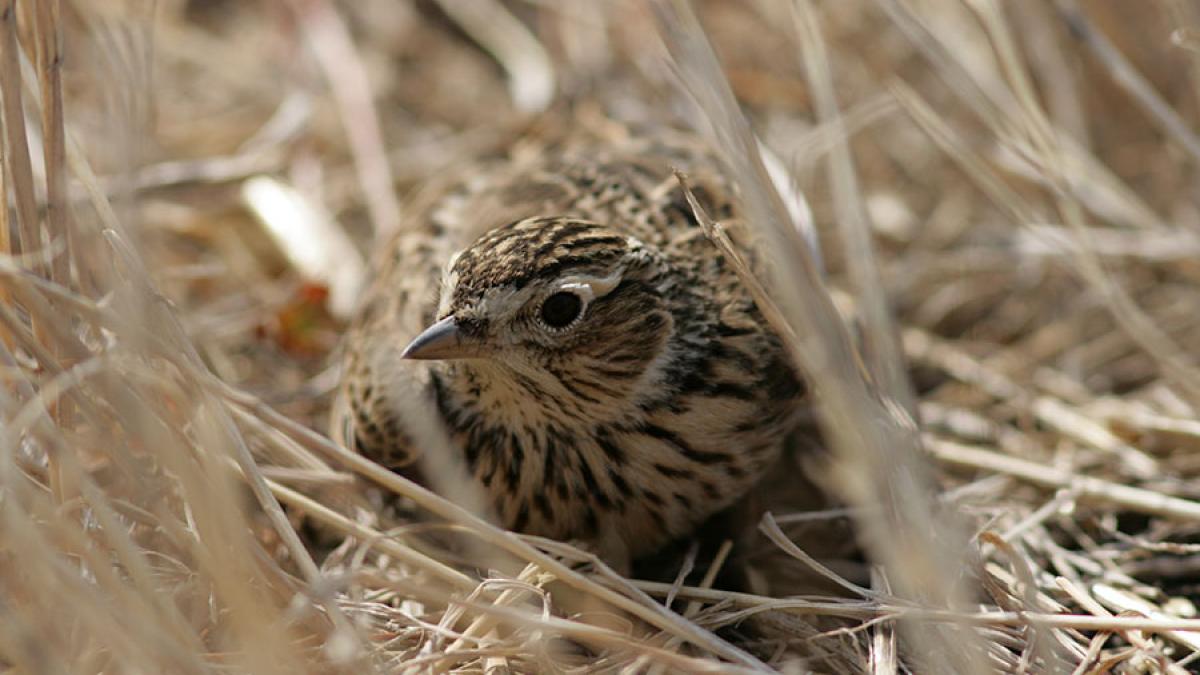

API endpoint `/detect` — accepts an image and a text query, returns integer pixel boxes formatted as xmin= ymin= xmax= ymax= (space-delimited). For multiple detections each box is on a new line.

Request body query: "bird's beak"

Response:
xmin=401 ymin=316 xmax=476 ymax=360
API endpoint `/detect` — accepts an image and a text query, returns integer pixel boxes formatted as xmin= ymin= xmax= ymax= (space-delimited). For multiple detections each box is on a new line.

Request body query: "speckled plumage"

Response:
xmin=332 ymin=126 xmax=804 ymax=562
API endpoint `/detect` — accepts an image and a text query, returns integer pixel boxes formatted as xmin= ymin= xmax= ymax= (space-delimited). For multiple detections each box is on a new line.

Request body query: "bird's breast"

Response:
xmin=441 ymin=381 xmax=786 ymax=557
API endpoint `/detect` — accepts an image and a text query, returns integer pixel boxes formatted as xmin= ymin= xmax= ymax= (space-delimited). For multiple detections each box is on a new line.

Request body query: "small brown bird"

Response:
xmin=332 ymin=123 xmax=804 ymax=568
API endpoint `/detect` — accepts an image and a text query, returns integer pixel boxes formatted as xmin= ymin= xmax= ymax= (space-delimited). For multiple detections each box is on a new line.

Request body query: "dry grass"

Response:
xmin=2 ymin=0 xmax=1200 ymax=672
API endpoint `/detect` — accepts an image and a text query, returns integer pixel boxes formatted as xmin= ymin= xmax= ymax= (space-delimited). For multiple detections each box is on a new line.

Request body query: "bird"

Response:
xmin=331 ymin=120 xmax=805 ymax=570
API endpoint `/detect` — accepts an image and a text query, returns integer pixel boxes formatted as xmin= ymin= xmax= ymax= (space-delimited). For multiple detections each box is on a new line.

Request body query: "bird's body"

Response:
xmin=333 ymin=125 xmax=804 ymax=561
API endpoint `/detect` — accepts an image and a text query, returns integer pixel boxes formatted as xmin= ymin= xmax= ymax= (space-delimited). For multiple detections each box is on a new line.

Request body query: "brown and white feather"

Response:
xmin=333 ymin=129 xmax=804 ymax=559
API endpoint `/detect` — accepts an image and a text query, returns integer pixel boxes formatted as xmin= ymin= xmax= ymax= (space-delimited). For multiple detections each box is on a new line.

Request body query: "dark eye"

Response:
xmin=539 ymin=291 xmax=583 ymax=329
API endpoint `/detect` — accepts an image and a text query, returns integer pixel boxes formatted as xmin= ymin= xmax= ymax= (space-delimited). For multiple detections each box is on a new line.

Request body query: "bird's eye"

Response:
xmin=539 ymin=291 xmax=583 ymax=329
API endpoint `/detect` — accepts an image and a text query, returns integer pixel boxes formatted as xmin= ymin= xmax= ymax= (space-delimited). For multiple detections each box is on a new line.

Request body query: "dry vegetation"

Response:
xmin=2 ymin=0 xmax=1200 ymax=672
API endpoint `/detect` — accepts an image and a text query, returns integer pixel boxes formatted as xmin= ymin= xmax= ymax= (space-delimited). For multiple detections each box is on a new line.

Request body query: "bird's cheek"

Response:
xmin=494 ymin=325 xmax=539 ymax=352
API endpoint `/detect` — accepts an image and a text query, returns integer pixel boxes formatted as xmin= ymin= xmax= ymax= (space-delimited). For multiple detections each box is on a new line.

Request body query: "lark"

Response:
xmin=332 ymin=124 xmax=805 ymax=567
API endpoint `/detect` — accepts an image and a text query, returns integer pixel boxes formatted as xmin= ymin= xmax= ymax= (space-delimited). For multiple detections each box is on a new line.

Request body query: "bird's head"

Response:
xmin=403 ymin=216 xmax=674 ymax=414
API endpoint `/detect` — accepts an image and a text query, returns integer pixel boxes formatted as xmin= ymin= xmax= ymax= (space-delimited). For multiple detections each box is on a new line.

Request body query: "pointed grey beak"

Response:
xmin=401 ymin=316 xmax=473 ymax=360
